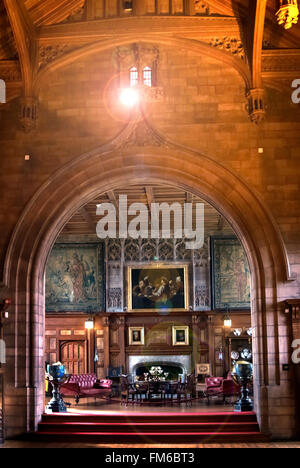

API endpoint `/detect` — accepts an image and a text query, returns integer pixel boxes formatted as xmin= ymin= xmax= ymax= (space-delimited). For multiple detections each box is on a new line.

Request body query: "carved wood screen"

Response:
xmin=105 ymin=238 xmax=210 ymax=312
xmin=60 ymin=341 xmax=86 ymax=375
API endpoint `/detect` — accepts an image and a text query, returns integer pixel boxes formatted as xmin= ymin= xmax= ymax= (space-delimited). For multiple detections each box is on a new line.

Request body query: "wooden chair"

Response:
xmin=120 ymin=375 xmax=138 ymax=406
xmin=184 ymin=374 xmax=196 ymax=406
xmin=135 ymin=381 xmax=149 ymax=404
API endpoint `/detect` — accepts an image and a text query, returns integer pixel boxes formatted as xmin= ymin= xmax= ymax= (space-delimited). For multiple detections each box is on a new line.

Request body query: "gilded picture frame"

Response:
xmin=172 ymin=326 xmax=190 ymax=346
xmin=129 ymin=327 xmax=145 ymax=346
xmin=128 ymin=264 xmax=189 ymax=313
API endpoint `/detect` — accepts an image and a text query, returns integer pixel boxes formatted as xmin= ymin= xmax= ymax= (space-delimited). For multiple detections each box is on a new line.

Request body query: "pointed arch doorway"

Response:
xmin=3 ymin=132 xmax=292 ymax=439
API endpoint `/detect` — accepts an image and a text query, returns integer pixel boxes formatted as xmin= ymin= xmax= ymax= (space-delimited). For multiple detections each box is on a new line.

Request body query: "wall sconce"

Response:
xmin=224 ymin=313 xmax=232 ymax=329
xmin=85 ymin=319 xmax=94 ymax=330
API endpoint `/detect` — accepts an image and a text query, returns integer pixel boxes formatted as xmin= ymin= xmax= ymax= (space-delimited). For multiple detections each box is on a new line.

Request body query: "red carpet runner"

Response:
xmin=34 ymin=411 xmax=269 ymax=443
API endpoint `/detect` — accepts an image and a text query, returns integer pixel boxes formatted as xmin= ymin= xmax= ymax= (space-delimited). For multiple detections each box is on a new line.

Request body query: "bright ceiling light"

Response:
xmin=119 ymin=88 xmax=139 ymax=108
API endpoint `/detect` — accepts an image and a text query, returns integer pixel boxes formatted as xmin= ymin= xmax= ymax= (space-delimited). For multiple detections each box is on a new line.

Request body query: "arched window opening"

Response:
xmin=143 ymin=67 xmax=152 ymax=87
xmin=130 ymin=67 xmax=139 ymax=87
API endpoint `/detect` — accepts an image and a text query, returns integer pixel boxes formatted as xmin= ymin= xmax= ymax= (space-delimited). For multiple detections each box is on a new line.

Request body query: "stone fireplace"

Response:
xmin=128 ymin=355 xmax=192 ymax=379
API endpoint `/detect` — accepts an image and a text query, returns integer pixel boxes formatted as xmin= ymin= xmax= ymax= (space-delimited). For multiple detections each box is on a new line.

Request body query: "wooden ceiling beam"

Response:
xmin=29 ymin=0 xmax=85 ymax=27
xmin=252 ymin=0 xmax=267 ymax=90
xmin=79 ymin=206 xmax=96 ymax=232
xmin=186 ymin=192 xmax=193 ymax=204
xmin=218 ymin=215 xmax=225 ymax=231
xmin=145 ymin=187 xmax=155 ymax=211
xmin=107 ymin=190 xmax=119 ymax=209
xmin=3 ymin=0 xmax=36 ymax=96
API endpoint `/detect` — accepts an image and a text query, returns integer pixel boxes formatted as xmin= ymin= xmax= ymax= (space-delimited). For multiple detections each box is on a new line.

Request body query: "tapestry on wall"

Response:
xmin=46 ymin=243 xmax=105 ymax=313
xmin=211 ymin=237 xmax=251 ymax=310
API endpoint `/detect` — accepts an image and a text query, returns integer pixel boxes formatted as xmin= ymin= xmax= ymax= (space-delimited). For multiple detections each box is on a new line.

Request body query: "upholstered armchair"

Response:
xmin=205 ymin=377 xmax=224 ymax=403
xmin=222 ymin=378 xmax=241 ymax=405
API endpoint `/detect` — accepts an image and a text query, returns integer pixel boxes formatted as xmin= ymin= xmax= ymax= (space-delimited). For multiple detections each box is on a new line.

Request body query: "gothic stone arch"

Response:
xmin=3 ymin=127 xmax=293 ymax=439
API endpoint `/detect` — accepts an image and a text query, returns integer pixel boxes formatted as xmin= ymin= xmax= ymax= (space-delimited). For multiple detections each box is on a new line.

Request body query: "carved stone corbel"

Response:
xmin=19 ymin=96 xmax=38 ymax=133
xmin=247 ymin=88 xmax=266 ymax=123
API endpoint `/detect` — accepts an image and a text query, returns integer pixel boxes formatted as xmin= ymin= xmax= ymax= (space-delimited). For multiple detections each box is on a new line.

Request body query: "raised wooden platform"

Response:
xmin=32 ymin=411 xmax=269 ymax=444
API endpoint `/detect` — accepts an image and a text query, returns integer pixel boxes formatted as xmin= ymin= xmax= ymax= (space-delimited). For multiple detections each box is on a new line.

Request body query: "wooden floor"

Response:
xmin=45 ymin=397 xmax=238 ymax=414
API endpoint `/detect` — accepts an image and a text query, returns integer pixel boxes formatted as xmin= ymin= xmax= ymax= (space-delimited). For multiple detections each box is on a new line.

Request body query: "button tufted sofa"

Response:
xmin=61 ymin=374 xmax=112 ymax=404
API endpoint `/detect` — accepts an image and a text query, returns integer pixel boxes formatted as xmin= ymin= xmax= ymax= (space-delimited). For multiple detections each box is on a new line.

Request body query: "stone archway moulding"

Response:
xmin=34 ymin=35 xmax=252 ymax=95
xmin=2 ymin=114 xmax=292 ymax=436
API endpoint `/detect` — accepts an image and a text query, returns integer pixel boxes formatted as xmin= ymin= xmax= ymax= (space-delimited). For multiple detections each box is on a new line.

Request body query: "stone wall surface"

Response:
xmin=0 ymin=42 xmax=299 ymax=439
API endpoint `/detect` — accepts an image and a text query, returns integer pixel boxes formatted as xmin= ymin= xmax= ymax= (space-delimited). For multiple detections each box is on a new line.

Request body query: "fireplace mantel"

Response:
xmin=128 ymin=355 xmax=192 ymax=377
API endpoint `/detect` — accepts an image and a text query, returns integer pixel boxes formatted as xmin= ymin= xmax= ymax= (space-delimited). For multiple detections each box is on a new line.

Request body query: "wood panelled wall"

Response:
xmin=106 ymin=237 xmax=210 ymax=313
xmin=85 ymin=0 xmax=208 ymax=19
xmin=45 ymin=311 xmax=251 ymax=378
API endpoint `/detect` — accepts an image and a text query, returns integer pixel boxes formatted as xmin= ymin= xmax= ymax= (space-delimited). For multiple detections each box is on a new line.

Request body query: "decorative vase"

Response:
xmin=46 ymin=364 xmax=68 ymax=413
xmin=232 ymin=360 xmax=254 ymax=412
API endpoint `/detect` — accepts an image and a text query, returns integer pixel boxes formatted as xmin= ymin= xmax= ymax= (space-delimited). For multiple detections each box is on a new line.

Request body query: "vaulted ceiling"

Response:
xmin=0 ymin=0 xmax=299 ymax=59
xmin=0 ymin=0 xmax=299 ymax=110
xmin=58 ymin=184 xmax=234 ymax=240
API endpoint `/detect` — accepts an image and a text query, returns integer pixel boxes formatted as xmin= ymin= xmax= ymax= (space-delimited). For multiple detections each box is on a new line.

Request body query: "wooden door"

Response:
xmin=60 ymin=341 xmax=86 ymax=375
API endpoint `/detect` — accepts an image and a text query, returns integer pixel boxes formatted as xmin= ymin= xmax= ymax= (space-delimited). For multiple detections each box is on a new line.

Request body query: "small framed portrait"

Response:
xmin=196 ymin=364 xmax=211 ymax=376
xmin=129 ymin=327 xmax=145 ymax=346
xmin=172 ymin=326 xmax=189 ymax=346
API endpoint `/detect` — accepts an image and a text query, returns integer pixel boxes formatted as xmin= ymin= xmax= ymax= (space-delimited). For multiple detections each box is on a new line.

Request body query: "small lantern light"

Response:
xmin=85 ymin=318 xmax=94 ymax=330
xmin=224 ymin=309 xmax=232 ymax=329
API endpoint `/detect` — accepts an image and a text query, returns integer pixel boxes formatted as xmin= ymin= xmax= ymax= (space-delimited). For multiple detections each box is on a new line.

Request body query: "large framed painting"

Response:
xmin=46 ymin=243 xmax=105 ymax=313
xmin=128 ymin=264 xmax=189 ymax=313
xmin=211 ymin=237 xmax=251 ymax=310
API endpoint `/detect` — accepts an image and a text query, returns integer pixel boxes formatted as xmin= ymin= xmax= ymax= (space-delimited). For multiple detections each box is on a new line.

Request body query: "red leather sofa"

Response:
xmin=61 ymin=374 xmax=112 ymax=404
xmin=205 ymin=376 xmax=241 ymax=404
